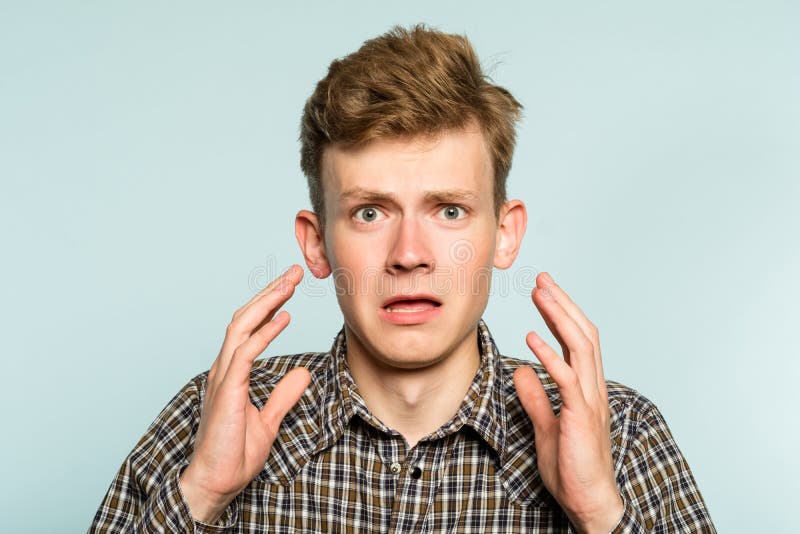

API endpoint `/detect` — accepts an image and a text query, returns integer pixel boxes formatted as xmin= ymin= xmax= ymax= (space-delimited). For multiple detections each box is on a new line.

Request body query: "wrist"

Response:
xmin=178 ymin=463 xmax=237 ymax=524
xmin=570 ymin=491 xmax=624 ymax=534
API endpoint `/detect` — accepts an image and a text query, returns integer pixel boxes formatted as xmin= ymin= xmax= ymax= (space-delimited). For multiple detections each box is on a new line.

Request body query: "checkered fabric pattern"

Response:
xmin=89 ymin=320 xmax=715 ymax=533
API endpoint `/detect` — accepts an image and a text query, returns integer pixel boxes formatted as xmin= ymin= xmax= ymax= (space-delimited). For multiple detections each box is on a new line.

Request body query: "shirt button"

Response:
xmin=409 ymin=466 xmax=422 ymax=479
xmin=390 ymin=462 xmax=402 ymax=475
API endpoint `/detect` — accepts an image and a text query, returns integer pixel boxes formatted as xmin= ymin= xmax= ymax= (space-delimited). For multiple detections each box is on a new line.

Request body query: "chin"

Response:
xmin=345 ymin=320 xmax=441 ymax=369
xmin=378 ymin=348 xmax=448 ymax=370
xmin=342 ymin=301 xmax=481 ymax=368
xmin=371 ymin=333 xmax=447 ymax=368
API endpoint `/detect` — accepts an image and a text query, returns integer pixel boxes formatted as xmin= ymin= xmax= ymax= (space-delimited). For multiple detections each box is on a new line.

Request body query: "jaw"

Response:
xmin=342 ymin=309 xmax=480 ymax=373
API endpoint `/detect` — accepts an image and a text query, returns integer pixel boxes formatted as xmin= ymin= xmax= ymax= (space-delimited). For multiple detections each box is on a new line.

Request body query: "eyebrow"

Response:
xmin=338 ymin=186 xmax=479 ymax=204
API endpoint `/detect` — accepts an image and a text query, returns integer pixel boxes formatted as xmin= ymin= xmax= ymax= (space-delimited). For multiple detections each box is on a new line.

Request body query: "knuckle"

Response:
xmin=231 ymin=346 xmax=246 ymax=362
xmin=588 ymin=321 xmax=600 ymax=339
xmin=567 ymin=372 xmax=581 ymax=390
xmin=576 ymin=337 xmax=594 ymax=354
xmin=225 ymin=321 xmax=239 ymax=337
xmin=566 ymin=338 xmax=590 ymax=355
xmin=586 ymin=318 xmax=597 ymax=333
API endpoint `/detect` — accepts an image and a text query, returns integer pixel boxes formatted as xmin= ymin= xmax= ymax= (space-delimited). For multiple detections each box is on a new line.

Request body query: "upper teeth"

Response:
xmin=386 ymin=306 xmax=428 ymax=313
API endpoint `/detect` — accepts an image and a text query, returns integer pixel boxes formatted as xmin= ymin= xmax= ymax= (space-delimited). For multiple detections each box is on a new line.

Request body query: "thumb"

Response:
xmin=513 ymin=366 xmax=556 ymax=435
xmin=259 ymin=367 xmax=312 ymax=440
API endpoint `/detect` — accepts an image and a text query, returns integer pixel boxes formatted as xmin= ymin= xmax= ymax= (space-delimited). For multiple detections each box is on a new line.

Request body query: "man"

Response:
xmin=90 ymin=24 xmax=715 ymax=533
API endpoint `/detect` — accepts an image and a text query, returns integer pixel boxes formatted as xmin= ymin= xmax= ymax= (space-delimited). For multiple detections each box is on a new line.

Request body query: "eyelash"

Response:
xmin=353 ymin=206 xmax=385 ymax=223
xmin=352 ymin=205 xmax=468 ymax=223
xmin=440 ymin=205 xmax=468 ymax=220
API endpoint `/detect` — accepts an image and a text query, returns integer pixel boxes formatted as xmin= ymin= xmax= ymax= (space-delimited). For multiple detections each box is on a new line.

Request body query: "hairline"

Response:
xmin=315 ymin=125 xmax=504 ymax=232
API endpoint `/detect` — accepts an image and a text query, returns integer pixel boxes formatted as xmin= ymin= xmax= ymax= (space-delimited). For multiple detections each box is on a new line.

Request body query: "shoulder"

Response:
xmin=497 ymin=354 xmax=665 ymax=458
xmin=254 ymin=349 xmax=332 ymax=391
xmin=181 ymin=351 xmax=333 ymax=408
xmin=500 ymin=354 xmax=650 ymax=399
xmin=251 ymin=351 xmax=332 ymax=382
xmin=248 ymin=351 xmax=333 ymax=407
xmin=498 ymin=354 xmax=659 ymax=415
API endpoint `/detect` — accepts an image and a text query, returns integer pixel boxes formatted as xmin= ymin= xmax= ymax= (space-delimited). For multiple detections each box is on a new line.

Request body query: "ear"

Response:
xmin=295 ymin=210 xmax=332 ymax=278
xmin=493 ymin=199 xmax=527 ymax=269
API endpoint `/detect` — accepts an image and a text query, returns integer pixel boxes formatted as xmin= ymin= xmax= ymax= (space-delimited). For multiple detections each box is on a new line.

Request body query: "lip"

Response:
xmin=379 ymin=294 xmax=443 ymax=325
xmin=381 ymin=293 xmax=442 ymax=308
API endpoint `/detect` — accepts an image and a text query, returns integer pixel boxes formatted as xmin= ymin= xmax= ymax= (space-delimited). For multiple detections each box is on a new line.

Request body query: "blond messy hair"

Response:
xmin=299 ymin=23 xmax=523 ymax=225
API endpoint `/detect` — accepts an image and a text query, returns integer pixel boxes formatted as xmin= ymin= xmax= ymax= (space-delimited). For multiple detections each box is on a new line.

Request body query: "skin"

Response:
xmin=296 ymin=126 xmax=525 ymax=448
xmin=179 ymin=124 xmax=623 ymax=533
xmin=514 ymin=276 xmax=624 ymax=532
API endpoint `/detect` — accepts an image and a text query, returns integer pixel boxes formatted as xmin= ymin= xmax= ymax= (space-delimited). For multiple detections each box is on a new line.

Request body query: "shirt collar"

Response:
xmin=258 ymin=320 xmax=553 ymax=507
xmin=313 ymin=319 xmax=508 ymax=462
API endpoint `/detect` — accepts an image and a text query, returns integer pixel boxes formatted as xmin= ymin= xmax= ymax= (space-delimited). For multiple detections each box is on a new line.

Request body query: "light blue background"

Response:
xmin=2 ymin=1 xmax=797 ymax=532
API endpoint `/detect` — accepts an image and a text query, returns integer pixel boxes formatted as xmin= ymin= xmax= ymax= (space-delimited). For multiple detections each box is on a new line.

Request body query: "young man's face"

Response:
xmin=297 ymin=125 xmax=525 ymax=370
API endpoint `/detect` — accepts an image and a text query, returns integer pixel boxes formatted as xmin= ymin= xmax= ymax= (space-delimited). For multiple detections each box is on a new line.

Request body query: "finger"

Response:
xmin=209 ymin=266 xmax=302 ymax=400
xmin=513 ymin=366 xmax=557 ymax=436
xmin=232 ymin=265 xmax=303 ymax=340
xmin=537 ymin=301 xmax=571 ymax=365
xmin=222 ymin=310 xmax=292 ymax=388
xmin=238 ymin=264 xmax=304 ymax=321
xmin=214 ymin=266 xmax=303 ymax=387
xmin=532 ymin=286 xmax=599 ymax=400
xmin=235 ymin=264 xmax=303 ymax=314
xmin=526 ymin=330 xmax=586 ymax=409
xmin=259 ymin=367 xmax=312 ymax=440
xmin=537 ymin=272 xmax=607 ymax=397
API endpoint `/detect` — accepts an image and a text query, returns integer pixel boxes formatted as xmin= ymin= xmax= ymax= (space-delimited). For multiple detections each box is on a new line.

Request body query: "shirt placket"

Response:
xmin=387 ymin=443 xmax=432 ymax=534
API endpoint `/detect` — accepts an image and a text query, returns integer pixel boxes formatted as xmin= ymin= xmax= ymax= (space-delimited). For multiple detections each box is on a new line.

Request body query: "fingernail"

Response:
xmin=542 ymin=272 xmax=554 ymax=285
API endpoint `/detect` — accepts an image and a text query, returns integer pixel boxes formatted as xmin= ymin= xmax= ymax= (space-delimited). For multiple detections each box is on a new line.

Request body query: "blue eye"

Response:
xmin=442 ymin=205 xmax=465 ymax=220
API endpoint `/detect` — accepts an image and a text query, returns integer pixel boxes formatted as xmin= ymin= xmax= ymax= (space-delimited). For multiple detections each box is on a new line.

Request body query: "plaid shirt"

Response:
xmin=89 ymin=320 xmax=715 ymax=533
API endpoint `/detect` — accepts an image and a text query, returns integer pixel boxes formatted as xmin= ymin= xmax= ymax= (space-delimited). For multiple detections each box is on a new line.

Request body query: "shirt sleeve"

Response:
xmin=87 ymin=375 xmax=239 ymax=533
xmin=609 ymin=397 xmax=716 ymax=533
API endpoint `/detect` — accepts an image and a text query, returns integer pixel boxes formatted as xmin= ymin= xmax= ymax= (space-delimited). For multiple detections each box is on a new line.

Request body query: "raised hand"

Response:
xmin=179 ymin=265 xmax=311 ymax=523
xmin=513 ymin=272 xmax=623 ymax=534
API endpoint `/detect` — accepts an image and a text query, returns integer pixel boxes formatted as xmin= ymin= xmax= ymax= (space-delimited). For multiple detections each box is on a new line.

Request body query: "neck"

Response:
xmin=344 ymin=325 xmax=481 ymax=450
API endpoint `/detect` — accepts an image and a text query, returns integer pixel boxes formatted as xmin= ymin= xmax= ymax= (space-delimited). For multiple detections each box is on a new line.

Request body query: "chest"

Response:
xmin=240 ymin=429 xmax=571 ymax=533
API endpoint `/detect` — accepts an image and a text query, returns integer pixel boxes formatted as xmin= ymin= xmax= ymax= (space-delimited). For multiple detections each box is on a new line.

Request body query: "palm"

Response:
xmin=513 ymin=272 xmax=622 ymax=533
xmin=181 ymin=265 xmax=311 ymax=516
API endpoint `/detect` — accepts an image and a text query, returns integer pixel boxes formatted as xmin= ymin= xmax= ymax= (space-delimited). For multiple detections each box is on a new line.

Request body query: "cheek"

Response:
xmin=328 ymin=237 xmax=384 ymax=300
xmin=459 ymin=256 xmax=494 ymax=299
xmin=330 ymin=236 xmax=384 ymax=272
xmin=445 ymin=236 xmax=495 ymax=297
xmin=439 ymin=228 xmax=495 ymax=268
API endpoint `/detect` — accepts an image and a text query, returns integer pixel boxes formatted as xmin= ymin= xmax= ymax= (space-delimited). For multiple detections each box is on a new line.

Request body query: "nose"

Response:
xmin=386 ymin=215 xmax=434 ymax=274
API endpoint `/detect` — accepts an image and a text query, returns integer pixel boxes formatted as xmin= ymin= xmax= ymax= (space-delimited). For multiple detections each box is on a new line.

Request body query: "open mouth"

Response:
xmin=382 ymin=296 xmax=442 ymax=313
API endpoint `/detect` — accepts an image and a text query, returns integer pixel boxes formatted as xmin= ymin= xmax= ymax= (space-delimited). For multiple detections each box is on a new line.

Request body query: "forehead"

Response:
xmin=321 ymin=127 xmax=493 ymax=202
